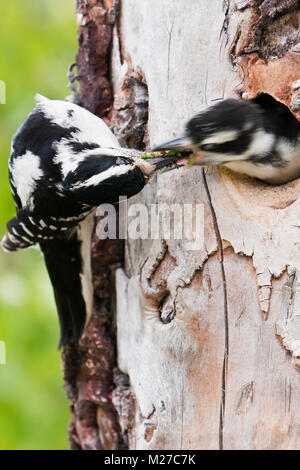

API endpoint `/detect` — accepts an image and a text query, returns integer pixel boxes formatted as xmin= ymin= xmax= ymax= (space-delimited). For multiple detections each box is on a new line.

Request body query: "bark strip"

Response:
xmin=63 ymin=0 xmax=124 ymax=450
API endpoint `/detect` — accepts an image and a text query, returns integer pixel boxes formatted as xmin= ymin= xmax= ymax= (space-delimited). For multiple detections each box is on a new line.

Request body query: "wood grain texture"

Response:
xmin=112 ymin=0 xmax=300 ymax=450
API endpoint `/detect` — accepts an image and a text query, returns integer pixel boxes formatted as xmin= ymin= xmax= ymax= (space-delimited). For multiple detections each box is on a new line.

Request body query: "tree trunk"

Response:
xmin=64 ymin=0 xmax=300 ymax=450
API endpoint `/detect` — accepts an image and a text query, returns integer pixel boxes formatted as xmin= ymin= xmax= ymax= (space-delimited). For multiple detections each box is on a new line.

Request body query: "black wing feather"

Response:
xmin=39 ymin=230 xmax=86 ymax=348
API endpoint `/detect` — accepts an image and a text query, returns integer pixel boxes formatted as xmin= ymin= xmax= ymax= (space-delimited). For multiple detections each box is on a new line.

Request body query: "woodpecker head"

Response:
xmin=34 ymin=94 xmax=184 ymax=188
xmin=153 ymin=95 xmax=300 ymax=184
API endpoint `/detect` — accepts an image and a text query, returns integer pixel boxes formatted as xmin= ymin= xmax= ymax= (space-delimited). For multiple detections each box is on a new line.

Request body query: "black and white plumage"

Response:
xmin=154 ymin=94 xmax=300 ymax=185
xmin=2 ymin=94 xmax=182 ymax=347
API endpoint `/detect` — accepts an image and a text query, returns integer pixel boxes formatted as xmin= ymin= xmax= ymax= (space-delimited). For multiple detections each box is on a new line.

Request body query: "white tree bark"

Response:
xmin=110 ymin=0 xmax=300 ymax=450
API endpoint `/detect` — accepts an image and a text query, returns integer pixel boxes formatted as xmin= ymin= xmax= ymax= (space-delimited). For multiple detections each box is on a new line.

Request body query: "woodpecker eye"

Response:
xmin=201 ymin=143 xmax=216 ymax=151
xmin=116 ymin=157 xmax=131 ymax=165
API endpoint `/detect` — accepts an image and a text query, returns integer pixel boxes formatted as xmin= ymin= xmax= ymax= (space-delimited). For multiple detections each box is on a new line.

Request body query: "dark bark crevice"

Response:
xmin=76 ymin=0 xmax=119 ymax=118
xmin=233 ymin=0 xmax=299 ymax=59
xmin=202 ymin=169 xmax=229 ymax=451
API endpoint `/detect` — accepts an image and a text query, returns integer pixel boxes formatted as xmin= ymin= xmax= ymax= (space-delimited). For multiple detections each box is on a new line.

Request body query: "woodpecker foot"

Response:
xmin=66 ymin=63 xmax=81 ymax=105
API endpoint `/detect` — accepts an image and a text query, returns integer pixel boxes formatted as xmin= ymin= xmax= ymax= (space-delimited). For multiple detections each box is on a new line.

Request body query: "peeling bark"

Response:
xmin=110 ymin=71 xmax=148 ymax=149
xmin=76 ymin=0 xmax=120 ymax=118
xmin=229 ymin=0 xmax=300 ymax=117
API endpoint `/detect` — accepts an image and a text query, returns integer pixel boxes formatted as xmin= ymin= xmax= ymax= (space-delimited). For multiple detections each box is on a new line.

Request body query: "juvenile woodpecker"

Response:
xmin=2 ymin=94 xmax=182 ymax=347
xmin=154 ymin=94 xmax=300 ymax=185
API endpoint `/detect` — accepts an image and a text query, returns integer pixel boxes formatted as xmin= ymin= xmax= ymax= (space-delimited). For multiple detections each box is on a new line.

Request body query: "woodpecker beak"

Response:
xmin=143 ymin=154 xmax=185 ymax=170
xmin=152 ymin=136 xmax=193 ymax=152
xmin=152 ymin=136 xmax=211 ymax=168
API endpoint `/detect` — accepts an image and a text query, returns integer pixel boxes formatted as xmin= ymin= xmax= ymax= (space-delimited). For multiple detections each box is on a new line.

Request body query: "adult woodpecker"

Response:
xmin=1 ymin=94 xmax=182 ymax=347
xmin=154 ymin=94 xmax=300 ymax=185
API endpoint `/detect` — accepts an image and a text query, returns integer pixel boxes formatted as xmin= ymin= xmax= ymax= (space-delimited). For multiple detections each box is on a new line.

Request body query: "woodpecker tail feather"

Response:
xmin=1 ymin=213 xmax=37 ymax=252
xmin=2 ymin=210 xmax=93 ymax=347
xmin=39 ymin=215 xmax=93 ymax=348
xmin=1 ymin=231 xmax=23 ymax=252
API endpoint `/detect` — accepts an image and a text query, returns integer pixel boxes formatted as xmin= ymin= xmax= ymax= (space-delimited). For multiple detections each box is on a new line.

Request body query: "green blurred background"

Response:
xmin=0 ymin=0 xmax=77 ymax=449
